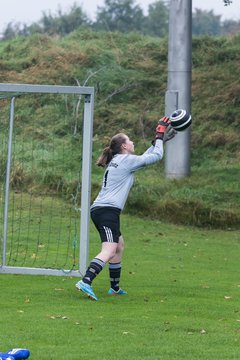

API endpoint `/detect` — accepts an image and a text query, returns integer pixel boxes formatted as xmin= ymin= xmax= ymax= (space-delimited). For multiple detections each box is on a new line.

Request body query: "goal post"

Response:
xmin=0 ymin=83 xmax=94 ymax=277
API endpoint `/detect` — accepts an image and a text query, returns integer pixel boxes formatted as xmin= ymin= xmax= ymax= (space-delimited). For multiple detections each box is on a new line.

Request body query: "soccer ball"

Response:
xmin=170 ymin=109 xmax=192 ymax=132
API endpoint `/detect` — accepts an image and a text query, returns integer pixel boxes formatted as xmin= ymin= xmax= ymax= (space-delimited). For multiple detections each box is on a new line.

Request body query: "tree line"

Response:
xmin=1 ymin=0 xmax=239 ymax=40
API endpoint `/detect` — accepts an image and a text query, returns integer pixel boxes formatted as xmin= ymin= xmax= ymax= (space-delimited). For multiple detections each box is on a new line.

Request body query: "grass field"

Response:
xmin=0 ymin=215 xmax=239 ymax=360
xmin=0 ymin=28 xmax=239 ymax=360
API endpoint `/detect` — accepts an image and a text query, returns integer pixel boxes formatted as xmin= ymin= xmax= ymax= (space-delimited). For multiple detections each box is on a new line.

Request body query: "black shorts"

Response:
xmin=91 ymin=206 xmax=121 ymax=243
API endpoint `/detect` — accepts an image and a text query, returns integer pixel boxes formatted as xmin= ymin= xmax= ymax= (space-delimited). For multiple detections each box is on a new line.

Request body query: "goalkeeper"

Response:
xmin=76 ymin=117 xmax=176 ymax=300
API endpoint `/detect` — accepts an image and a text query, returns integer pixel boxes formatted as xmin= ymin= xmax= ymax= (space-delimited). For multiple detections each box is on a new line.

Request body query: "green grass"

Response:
xmin=1 ymin=215 xmax=239 ymax=359
xmin=0 ymin=192 xmax=80 ymax=270
xmin=0 ymin=30 xmax=240 ymax=358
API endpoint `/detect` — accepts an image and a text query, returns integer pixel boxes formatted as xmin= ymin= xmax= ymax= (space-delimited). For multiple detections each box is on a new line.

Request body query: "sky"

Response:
xmin=0 ymin=0 xmax=239 ymax=34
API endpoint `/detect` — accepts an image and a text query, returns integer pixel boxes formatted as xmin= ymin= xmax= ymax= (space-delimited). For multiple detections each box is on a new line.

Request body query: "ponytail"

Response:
xmin=96 ymin=146 xmax=113 ymax=167
xmin=96 ymin=133 xmax=127 ymax=167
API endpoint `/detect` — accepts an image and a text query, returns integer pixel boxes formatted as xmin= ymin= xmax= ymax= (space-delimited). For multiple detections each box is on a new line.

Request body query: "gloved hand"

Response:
xmin=155 ymin=116 xmax=170 ymax=140
xmin=162 ymin=124 xmax=177 ymax=143
xmin=155 ymin=116 xmax=177 ymax=143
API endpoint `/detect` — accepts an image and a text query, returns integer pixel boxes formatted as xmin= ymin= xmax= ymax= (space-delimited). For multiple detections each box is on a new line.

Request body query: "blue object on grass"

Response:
xmin=0 ymin=349 xmax=30 ymax=360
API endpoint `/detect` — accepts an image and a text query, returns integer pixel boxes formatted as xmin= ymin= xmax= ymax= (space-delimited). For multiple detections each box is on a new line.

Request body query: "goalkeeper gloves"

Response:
xmin=155 ymin=116 xmax=170 ymax=139
xmin=155 ymin=116 xmax=177 ymax=143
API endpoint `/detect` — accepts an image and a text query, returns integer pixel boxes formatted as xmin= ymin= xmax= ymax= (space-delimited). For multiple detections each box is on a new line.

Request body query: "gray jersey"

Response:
xmin=91 ymin=139 xmax=163 ymax=210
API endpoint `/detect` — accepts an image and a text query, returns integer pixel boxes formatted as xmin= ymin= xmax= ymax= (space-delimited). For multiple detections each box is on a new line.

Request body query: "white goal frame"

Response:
xmin=0 ymin=83 xmax=94 ymax=277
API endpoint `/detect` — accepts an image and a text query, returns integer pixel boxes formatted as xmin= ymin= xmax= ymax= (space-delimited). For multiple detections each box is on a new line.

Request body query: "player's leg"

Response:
xmin=81 ymin=242 xmax=118 ymax=286
xmin=76 ymin=207 xmax=120 ymax=300
xmin=110 ymin=235 xmax=124 ymax=263
xmin=76 ymin=242 xmax=118 ymax=300
xmin=108 ymin=236 xmax=127 ymax=295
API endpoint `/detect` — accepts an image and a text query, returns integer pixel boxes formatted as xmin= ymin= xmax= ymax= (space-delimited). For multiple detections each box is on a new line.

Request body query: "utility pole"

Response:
xmin=165 ymin=0 xmax=192 ymax=178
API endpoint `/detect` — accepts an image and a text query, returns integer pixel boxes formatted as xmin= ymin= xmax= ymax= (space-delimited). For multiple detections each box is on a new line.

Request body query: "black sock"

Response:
xmin=109 ymin=262 xmax=122 ymax=291
xmin=83 ymin=258 xmax=105 ymax=285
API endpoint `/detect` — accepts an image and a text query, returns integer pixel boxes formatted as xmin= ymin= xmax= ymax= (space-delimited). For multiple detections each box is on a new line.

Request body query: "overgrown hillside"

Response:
xmin=0 ymin=30 xmax=239 ymax=228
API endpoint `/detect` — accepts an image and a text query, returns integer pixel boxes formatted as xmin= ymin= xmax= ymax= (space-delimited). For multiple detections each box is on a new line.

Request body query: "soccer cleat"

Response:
xmin=6 ymin=349 xmax=30 ymax=359
xmin=0 ymin=349 xmax=30 ymax=360
xmin=108 ymin=288 xmax=127 ymax=295
xmin=75 ymin=280 xmax=98 ymax=301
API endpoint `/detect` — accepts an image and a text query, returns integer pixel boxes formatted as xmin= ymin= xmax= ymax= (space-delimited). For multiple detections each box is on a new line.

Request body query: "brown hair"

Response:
xmin=96 ymin=133 xmax=127 ymax=167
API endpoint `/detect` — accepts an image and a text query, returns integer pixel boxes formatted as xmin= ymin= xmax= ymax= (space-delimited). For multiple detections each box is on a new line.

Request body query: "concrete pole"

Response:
xmin=165 ymin=0 xmax=192 ymax=178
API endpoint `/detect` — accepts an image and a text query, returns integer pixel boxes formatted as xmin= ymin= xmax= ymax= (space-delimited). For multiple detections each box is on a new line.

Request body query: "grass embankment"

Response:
xmin=0 ymin=30 xmax=239 ymax=228
xmin=0 ymin=215 xmax=239 ymax=359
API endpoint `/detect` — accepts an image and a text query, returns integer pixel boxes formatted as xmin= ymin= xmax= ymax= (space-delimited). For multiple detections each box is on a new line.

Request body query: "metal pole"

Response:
xmin=79 ymin=93 xmax=94 ymax=276
xmin=2 ymin=97 xmax=15 ymax=266
xmin=165 ymin=0 xmax=192 ymax=178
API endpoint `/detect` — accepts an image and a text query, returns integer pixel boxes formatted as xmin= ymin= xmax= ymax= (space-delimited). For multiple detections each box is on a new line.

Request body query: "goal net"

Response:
xmin=0 ymin=83 xmax=94 ymax=277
